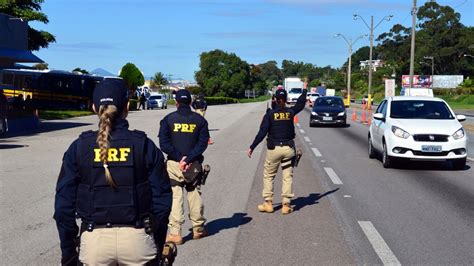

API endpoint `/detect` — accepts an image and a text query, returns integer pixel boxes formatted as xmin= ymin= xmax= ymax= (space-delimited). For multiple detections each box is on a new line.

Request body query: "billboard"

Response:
xmin=402 ymin=75 xmax=432 ymax=88
xmin=402 ymin=75 xmax=464 ymax=89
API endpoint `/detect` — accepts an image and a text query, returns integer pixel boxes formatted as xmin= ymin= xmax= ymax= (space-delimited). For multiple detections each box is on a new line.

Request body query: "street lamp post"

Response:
xmin=423 ymin=56 xmax=434 ymax=89
xmin=334 ymin=33 xmax=367 ymax=105
xmin=354 ymin=14 xmax=393 ymax=107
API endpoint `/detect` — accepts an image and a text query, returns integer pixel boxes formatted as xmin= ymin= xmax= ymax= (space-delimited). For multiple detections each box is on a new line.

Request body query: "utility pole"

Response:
xmin=423 ymin=56 xmax=434 ymax=88
xmin=409 ymin=0 xmax=417 ymax=88
xmin=354 ymin=14 xmax=393 ymax=107
xmin=334 ymin=33 xmax=367 ymax=105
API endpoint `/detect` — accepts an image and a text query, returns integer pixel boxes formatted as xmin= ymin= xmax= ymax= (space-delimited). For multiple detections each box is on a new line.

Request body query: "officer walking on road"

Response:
xmin=192 ymin=92 xmax=207 ymax=117
xmin=159 ymin=89 xmax=210 ymax=245
xmin=247 ymin=87 xmax=307 ymax=214
xmin=54 ymin=79 xmax=173 ymax=265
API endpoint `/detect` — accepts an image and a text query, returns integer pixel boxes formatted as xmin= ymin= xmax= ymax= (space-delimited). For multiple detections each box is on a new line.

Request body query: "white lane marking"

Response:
xmin=321 ymin=160 xmax=326 ymax=163
xmin=358 ymin=221 xmax=401 ymax=266
xmin=467 ymin=157 xmax=474 ymax=162
xmin=311 ymin=147 xmax=322 ymax=157
xmin=324 ymin=167 xmax=343 ymax=185
xmin=344 ymin=195 xmax=352 ymax=198
xmin=299 ymin=128 xmax=305 ymax=134
xmin=304 ymin=136 xmax=311 ymax=142
xmin=296 ymin=123 xmax=301 ymax=128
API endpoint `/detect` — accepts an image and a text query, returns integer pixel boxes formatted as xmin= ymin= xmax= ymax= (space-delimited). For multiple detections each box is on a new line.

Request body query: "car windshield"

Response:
xmin=149 ymin=95 xmax=162 ymax=100
xmin=390 ymin=100 xmax=454 ymax=119
xmin=289 ymin=88 xmax=302 ymax=94
xmin=314 ymin=98 xmax=343 ymax=108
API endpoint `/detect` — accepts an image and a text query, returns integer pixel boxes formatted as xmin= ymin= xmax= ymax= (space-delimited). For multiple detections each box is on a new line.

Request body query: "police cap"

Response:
xmin=274 ymin=88 xmax=287 ymax=100
xmin=93 ymin=78 xmax=128 ymax=110
xmin=176 ymin=89 xmax=192 ymax=104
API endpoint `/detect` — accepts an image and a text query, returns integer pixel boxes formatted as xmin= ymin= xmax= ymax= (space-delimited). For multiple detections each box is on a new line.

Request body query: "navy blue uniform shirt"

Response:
xmin=54 ymin=118 xmax=172 ymax=259
xmin=250 ymin=89 xmax=307 ymax=150
xmin=159 ymin=105 xmax=209 ymax=164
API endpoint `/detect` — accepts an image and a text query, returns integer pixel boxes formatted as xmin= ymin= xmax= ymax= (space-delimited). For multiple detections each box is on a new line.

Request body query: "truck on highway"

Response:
xmin=284 ymin=77 xmax=304 ymax=104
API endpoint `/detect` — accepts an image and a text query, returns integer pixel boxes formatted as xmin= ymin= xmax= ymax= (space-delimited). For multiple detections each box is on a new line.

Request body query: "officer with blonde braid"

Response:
xmin=248 ymin=87 xmax=307 ymax=214
xmin=54 ymin=79 xmax=173 ymax=265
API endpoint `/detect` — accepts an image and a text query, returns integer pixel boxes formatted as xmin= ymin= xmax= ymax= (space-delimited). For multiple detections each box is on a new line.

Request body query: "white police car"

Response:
xmin=368 ymin=96 xmax=467 ymax=169
xmin=147 ymin=94 xmax=167 ymax=109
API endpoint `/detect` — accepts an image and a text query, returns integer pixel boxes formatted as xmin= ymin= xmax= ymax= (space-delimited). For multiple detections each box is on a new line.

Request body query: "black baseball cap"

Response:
xmin=274 ymin=88 xmax=287 ymax=100
xmin=176 ymin=89 xmax=191 ymax=104
xmin=93 ymin=78 xmax=129 ymax=110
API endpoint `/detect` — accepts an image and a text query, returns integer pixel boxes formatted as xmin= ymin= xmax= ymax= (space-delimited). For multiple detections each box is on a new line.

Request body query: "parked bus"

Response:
xmin=0 ymin=68 xmax=110 ymax=110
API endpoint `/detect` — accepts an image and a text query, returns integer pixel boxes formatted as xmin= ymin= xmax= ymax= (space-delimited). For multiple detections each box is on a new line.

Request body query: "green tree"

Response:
xmin=33 ymin=63 xmax=48 ymax=70
xmin=195 ymin=49 xmax=252 ymax=98
xmin=72 ymin=67 xmax=89 ymax=74
xmin=151 ymin=71 xmax=167 ymax=89
xmin=119 ymin=63 xmax=144 ymax=95
xmin=257 ymin=60 xmax=283 ymax=85
xmin=0 ymin=0 xmax=56 ymax=51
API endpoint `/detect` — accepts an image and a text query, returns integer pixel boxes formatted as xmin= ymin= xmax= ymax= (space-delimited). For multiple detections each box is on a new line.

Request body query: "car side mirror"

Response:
xmin=373 ymin=113 xmax=385 ymax=121
xmin=456 ymin=114 xmax=466 ymax=122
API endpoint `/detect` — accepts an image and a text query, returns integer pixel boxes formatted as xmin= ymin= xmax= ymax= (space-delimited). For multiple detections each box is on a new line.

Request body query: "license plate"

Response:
xmin=421 ymin=145 xmax=442 ymax=153
xmin=323 ymin=117 xmax=333 ymax=121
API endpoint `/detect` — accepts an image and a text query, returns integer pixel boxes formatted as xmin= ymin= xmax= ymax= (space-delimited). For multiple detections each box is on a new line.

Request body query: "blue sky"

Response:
xmin=32 ymin=0 xmax=473 ymax=81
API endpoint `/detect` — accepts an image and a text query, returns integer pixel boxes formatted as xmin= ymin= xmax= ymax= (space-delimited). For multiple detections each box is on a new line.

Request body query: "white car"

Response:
xmin=368 ymin=96 xmax=467 ymax=169
xmin=287 ymin=88 xmax=303 ymax=104
xmin=307 ymin=93 xmax=320 ymax=107
xmin=147 ymin=94 xmax=167 ymax=109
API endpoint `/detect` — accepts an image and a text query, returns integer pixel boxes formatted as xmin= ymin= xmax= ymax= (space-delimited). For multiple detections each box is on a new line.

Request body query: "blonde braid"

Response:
xmin=97 ymin=105 xmax=118 ymax=188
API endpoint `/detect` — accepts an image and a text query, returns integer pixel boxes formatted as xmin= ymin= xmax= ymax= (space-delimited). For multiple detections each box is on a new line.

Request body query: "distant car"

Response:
xmin=307 ymin=93 xmax=320 ymax=107
xmin=368 ymin=96 xmax=467 ymax=169
xmin=287 ymin=88 xmax=303 ymax=104
xmin=310 ymin=96 xmax=346 ymax=127
xmin=362 ymin=95 xmax=374 ymax=105
xmin=147 ymin=94 xmax=167 ymax=109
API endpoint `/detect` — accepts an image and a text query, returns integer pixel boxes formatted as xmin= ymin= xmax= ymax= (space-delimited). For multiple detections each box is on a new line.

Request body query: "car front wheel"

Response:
xmin=382 ymin=142 xmax=393 ymax=168
xmin=368 ymin=135 xmax=376 ymax=159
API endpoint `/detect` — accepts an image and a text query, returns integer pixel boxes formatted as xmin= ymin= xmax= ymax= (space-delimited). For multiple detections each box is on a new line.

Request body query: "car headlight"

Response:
xmin=452 ymin=128 xmax=465 ymax=140
xmin=391 ymin=126 xmax=410 ymax=139
xmin=337 ymin=112 xmax=345 ymax=116
xmin=311 ymin=112 xmax=317 ymax=116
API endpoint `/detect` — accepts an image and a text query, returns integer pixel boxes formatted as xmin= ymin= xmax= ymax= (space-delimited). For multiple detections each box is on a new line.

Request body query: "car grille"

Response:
xmin=412 ymin=151 xmax=450 ymax=156
xmin=317 ymin=112 xmax=337 ymax=117
xmin=413 ymin=134 xmax=449 ymax=142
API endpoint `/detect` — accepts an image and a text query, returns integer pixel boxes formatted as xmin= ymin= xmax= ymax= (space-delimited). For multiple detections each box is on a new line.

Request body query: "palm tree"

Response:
xmin=151 ymin=72 xmax=167 ymax=89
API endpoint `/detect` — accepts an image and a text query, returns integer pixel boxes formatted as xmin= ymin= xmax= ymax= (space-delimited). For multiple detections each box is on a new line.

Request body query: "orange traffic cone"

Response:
xmin=361 ymin=111 xmax=367 ymax=124
xmin=352 ymin=108 xmax=358 ymax=121
xmin=293 ymin=115 xmax=299 ymax=124
xmin=208 ymin=138 xmax=213 ymax=145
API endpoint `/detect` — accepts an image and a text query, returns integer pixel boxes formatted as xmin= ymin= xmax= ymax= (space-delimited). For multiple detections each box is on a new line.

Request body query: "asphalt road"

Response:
xmin=1 ymin=101 xmax=472 ymax=265
xmin=296 ymin=106 xmax=474 ymax=264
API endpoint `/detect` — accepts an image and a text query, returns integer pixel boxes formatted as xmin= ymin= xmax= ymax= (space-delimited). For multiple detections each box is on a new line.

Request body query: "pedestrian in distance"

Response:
xmin=192 ymin=92 xmax=208 ymax=117
xmin=158 ymin=89 xmax=210 ymax=245
xmin=247 ymin=87 xmax=307 ymax=214
xmin=139 ymin=92 xmax=147 ymax=110
xmin=54 ymin=79 xmax=173 ymax=265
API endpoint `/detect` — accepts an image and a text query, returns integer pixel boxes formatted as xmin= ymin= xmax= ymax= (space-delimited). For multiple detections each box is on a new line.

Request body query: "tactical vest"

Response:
xmin=75 ymin=129 xmax=151 ymax=225
xmin=166 ymin=111 xmax=201 ymax=159
xmin=268 ymin=108 xmax=296 ymax=141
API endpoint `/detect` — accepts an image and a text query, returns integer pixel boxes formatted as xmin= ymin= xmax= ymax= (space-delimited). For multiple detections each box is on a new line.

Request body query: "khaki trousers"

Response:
xmin=263 ymin=146 xmax=295 ymax=204
xmin=167 ymin=160 xmax=206 ymax=235
xmin=195 ymin=109 xmax=206 ymax=117
xmin=79 ymin=227 xmax=157 ymax=265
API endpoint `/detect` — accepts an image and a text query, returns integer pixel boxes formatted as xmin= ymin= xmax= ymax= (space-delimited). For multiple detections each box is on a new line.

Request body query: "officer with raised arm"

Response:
xmin=247 ymin=87 xmax=307 ymax=215
xmin=159 ymin=89 xmax=210 ymax=245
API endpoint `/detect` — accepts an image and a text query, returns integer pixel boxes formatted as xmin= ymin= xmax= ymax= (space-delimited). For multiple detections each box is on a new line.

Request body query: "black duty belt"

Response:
xmin=81 ymin=222 xmax=144 ymax=232
xmin=275 ymin=140 xmax=293 ymax=147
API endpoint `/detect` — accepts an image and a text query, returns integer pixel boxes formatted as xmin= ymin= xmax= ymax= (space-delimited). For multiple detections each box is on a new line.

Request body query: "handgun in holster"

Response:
xmin=294 ymin=149 xmax=303 ymax=167
xmin=160 ymin=242 xmax=177 ymax=266
xmin=200 ymin=164 xmax=211 ymax=185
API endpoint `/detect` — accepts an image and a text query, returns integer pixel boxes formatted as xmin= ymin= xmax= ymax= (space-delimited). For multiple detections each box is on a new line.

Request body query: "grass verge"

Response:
xmin=39 ymin=110 xmax=94 ymax=120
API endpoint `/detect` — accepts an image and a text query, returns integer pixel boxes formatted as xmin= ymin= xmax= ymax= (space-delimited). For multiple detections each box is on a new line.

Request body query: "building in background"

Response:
xmin=360 ymin=60 xmax=384 ymax=72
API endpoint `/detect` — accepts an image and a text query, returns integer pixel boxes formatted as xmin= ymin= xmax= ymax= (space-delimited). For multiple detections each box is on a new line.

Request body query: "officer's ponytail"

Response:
xmin=97 ymin=105 xmax=118 ymax=188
